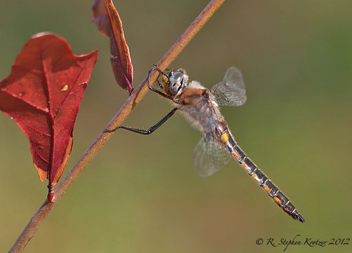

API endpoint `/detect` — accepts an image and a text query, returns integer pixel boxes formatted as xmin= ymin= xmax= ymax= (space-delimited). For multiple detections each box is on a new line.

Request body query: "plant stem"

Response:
xmin=9 ymin=0 xmax=225 ymax=252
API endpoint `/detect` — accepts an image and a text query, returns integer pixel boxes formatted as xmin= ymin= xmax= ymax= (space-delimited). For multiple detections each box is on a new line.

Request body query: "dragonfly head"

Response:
xmin=166 ymin=69 xmax=189 ymax=96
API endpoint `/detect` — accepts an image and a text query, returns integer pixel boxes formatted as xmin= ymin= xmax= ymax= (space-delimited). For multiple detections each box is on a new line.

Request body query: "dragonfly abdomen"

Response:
xmin=216 ymin=121 xmax=305 ymax=223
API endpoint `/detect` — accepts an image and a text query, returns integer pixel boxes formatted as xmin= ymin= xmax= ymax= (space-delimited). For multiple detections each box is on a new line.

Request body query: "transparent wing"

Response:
xmin=210 ymin=66 xmax=247 ymax=107
xmin=192 ymin=136 xmax=232 ymax=177
xmin=180 ymin=102 xmax=218 ymax=133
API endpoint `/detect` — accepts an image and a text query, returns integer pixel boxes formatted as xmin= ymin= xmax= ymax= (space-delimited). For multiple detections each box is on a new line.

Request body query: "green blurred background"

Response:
xmin=1 ymin=0 xmax=351 ymax=252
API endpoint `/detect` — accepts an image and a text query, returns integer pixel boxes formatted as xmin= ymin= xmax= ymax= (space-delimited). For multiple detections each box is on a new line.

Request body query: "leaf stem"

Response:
xmin=9 ymin=0 xmax=225 ymax=252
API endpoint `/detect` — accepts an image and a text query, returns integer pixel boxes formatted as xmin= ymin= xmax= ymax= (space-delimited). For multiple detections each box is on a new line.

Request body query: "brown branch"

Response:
xmin=9 ymin=0 xmax=225 ymax=252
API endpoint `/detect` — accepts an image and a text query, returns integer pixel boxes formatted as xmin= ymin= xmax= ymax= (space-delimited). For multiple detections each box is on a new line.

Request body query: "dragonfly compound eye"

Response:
xmin=169 ymin=71 xmax=186 ymax=95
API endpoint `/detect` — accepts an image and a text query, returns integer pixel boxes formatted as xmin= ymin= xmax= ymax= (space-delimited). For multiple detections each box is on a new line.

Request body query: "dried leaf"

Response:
xmin=92 ymin=0 xmax=133 ymax=94
xmin=0 ymin=33 xmax=98 ymax=200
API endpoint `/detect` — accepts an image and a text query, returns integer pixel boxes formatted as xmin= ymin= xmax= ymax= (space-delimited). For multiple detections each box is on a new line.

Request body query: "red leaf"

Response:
xmin=92 ymin=0 xmax=133 ymax=94
xmin=0 ymin=33 xmax=98 ymax=198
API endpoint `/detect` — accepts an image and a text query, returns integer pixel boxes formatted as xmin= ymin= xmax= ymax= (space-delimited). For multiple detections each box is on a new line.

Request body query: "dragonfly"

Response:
xmin=107 ymin=66 xmax=305 ymax=223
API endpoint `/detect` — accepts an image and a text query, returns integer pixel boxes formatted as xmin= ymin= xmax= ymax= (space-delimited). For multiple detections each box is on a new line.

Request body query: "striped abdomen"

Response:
xmin=216 ymin=121 xmax=304 ymax=223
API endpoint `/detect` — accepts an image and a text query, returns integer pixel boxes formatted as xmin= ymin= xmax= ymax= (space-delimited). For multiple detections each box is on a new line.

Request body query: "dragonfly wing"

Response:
xmin=210 ymin=66 xmax=247 ymax=107
xmin=180 ymin=98 xmax=218 ymax=133
xmin=192 ymin=136 xmax=232 ymax=177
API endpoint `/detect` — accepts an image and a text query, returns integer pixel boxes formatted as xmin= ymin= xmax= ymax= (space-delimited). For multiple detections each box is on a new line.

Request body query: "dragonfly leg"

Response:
xmin=106 ymin=107 xmax=178 ymax=135
xmin=147 ymin=67 xmax=173 ymax=100
xmin=152 ymin=64 xmax=171 ymax=78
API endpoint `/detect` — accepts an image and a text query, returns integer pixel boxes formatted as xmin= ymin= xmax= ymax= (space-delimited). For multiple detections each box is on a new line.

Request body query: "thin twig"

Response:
xmin=9 ymin=0 xmax=225 ymax=252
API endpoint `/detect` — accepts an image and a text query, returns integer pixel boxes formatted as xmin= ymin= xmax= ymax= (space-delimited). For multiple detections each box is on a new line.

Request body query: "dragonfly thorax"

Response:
xmin=167 ymin=69 xmax=189 ymax=96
